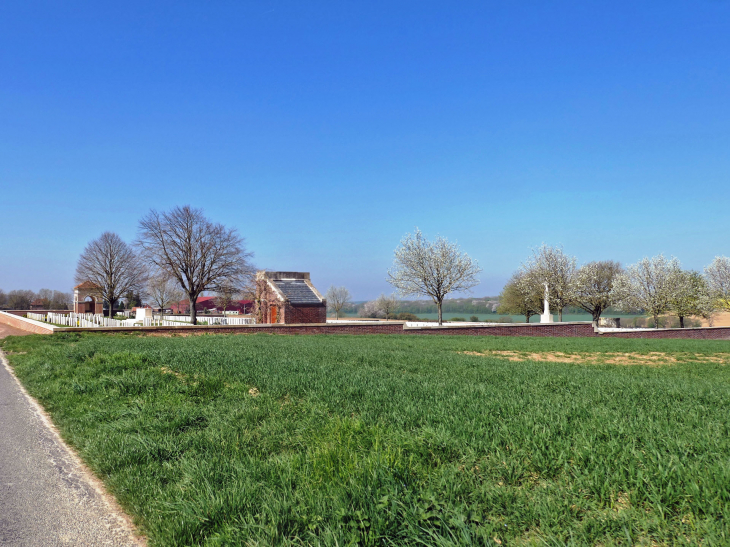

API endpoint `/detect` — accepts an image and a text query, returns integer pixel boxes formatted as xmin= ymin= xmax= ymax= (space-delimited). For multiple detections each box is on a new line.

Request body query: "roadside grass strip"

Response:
xmin=2 ymin=333 xmax=730 ymax=545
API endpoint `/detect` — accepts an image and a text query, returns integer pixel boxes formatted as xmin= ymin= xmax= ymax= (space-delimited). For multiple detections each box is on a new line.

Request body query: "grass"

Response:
xmin=2 ymin=332 xmax=730 ymax=546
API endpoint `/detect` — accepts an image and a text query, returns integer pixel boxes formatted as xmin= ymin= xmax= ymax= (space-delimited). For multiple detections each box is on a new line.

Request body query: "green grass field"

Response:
xmin=2 ymin=333 xmax=730 ymax=546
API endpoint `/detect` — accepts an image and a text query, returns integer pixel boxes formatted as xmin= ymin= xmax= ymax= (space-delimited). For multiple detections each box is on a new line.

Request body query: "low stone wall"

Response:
xmin=2 ymin=311 xmax=730 ymax=340
xmin=405 ymin=322 xmax=597 ymax=337
xmin=0 ymin=312 xmax=56 ymax=335
xmin=42 ymin=322 xmax=408 ymax=336
xmin=598 ymin=326 xmax=730 ymax=340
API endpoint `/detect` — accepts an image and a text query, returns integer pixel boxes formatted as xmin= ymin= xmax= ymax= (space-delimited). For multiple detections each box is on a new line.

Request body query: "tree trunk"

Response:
xmin=525 ymin=313 xmax=531 ymax=323
xmin=438 ymin=300 xmax=443 ymax=325
xmin=190 ymin=294 xmax=198 ymax=325
xmin=653 ymin=314 xmax=659 ymax=329
xmin=558 ymin=309 xmax=563 ymax=322
xmin=109 ymin=299 xmax=115 ymax=319
xmin=592 ymin=309 xmax=601 ymax=322
xmin=679 ymin=316 xmax=685 ymax=328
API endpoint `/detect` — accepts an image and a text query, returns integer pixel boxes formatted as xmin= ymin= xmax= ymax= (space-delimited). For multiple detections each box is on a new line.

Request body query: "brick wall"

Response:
xmin=406 ymin=322 xmax=598 ymax=337
xmin=284 ymin=304 xmax=327 ymax=324
xmin=3 ymin=310 xmax=730 ymax=340
xmin=598 ymin=327 xmax=730 ymax=340
xmin=254 ymin=277 xmax=281 ymax=324
xmin=0 ymin=312 xmax=55 ymax=335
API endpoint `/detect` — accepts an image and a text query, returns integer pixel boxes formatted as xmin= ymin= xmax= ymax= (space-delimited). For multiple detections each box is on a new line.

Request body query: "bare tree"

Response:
xmin=325 ymin=286 xmax=351 ymax=320
xmin=215 ymin=281 xmax=241 ymax=313
xmin=34 ymin=289 xmax=70 ymax=310
xmin=375 ymin=293 xmax=399 ymax=320
xmin=0 ymin=289 xmax=6 ymax=309
xmin=75 ymin=232 xmax=147 ymax=318
xmin=571 ymin=260 xmax=622 ymax=322
xmin=37 ymin=288 xmax=53 ymax=309
xmin=137 ymin=206 xmax=254 ymax=325
xmin=497 ymin=271 xmax=543 ymax=323
xmin=611 ymin=254 xmax=681 ymax=328
xmin=147 ymin=273 xmax=184 ymax=318
xmin=54 ymin=291 xmax=73 ymax=310
xmin=522 ymin=244 xmax=576 ymax=322
xmin=7 ymin=290 xmax=35 ymax=310
xmin=705 ymin=256 xmax=730 ymax=312
xmin=387 ymin=229 xmax=481 ymax=325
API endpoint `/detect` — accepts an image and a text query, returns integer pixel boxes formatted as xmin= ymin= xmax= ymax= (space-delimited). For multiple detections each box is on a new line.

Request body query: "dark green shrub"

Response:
xmin=395 ymin=312 xmax=419 ymax=321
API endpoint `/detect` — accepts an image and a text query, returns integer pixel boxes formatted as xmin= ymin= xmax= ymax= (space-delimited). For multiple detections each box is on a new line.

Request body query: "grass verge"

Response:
xmin=2 ymin=333 xmax=730 ymax=545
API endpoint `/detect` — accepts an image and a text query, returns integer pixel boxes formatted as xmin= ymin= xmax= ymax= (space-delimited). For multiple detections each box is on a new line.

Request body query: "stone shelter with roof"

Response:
xmin=255 ymin=271 xmax=327 ymax=324
xmin=73 ymin=281 xmax=104 ymax=314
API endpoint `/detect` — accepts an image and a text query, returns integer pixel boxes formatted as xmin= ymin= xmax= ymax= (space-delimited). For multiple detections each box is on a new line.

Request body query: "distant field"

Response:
xmin=3 ymin=333 xmax=730 ymax=545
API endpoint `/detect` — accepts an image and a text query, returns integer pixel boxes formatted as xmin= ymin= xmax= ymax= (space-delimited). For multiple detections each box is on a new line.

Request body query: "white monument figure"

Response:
xmin=540 ymin=282 xmax=554 ymax=323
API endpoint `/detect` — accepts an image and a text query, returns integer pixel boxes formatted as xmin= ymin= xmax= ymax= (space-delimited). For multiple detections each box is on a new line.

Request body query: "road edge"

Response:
xmin=0 ymin=349 xmax=147 ymax=546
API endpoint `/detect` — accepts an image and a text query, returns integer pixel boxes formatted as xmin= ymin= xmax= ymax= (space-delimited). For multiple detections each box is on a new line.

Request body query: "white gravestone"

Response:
xmin=135 ymin=307 xmax=153 ymax=320
xmin=540 ymin=283 xmax=554 ymax=323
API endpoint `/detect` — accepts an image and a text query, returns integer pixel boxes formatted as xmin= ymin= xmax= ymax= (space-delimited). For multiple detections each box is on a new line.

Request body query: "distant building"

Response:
xmin=255 ymin=271 xmax=327 ymax=324
xmin=29 ymin=299 xmax=46 ymax=310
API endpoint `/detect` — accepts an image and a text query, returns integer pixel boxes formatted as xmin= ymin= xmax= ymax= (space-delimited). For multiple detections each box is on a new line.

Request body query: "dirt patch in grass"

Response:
xmin=160 ymin=366 xmax=186 ymax=380
xmin=460 ymin=350 xmax=729 ymax=366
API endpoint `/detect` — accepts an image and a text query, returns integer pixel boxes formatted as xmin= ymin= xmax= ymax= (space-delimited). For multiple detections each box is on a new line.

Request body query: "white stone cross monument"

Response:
xmin=540 ymin=282 xmax=554 ymax=323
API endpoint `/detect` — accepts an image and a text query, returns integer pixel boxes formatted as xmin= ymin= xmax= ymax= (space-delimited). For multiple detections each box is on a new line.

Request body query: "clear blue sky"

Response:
xmin=1 ymin=1 xmax=729 ymax=299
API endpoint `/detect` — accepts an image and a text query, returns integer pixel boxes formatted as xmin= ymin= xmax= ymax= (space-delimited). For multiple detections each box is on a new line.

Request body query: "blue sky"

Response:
xmin=1 ymin=1 xmax=729 ymax=299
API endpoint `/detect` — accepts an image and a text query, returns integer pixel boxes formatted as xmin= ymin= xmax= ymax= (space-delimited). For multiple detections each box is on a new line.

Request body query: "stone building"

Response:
xmin=73 ymin=281 xmax=104 ymax=314
xmin=255 ymin=271 xmax=327 ymax=324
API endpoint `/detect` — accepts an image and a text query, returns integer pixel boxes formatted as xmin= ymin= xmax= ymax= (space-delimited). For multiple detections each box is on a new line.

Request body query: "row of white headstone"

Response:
xmin=143 ymin=317 xmax=254 ymax=326
xmin=27 ymin=312 xmax=255 ymax=328
xmin=28 ymin=312 xmax=130 ymax=328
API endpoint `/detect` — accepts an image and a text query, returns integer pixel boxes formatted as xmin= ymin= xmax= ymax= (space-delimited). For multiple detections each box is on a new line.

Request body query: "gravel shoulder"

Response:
xmin=0 ymin=349 xmax=145 ymax=546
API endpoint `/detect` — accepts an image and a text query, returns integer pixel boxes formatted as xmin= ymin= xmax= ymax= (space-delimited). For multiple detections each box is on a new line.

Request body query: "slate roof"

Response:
xmin=273 ymin=279 xmax=323 ymax=304
xmin=74 ymin=281 xmax=101 ymax=290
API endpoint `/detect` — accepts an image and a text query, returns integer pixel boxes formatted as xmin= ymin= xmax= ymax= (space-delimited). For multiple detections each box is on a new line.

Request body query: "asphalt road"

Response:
xmin=0 ymin=347 xmax=143 ymax=546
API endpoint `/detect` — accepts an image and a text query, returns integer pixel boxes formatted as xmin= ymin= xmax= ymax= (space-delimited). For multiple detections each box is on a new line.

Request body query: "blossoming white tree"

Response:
xmin=357 ymin=299 xmax=384 ymax=319
xmin=387 ymin=229 xmax=481 ymax=325
xmin=571 ymin=260 xmax=622 ymax=322
xmin=522 ymin=244 xmax=577 ymax=322
xmin=611 ymin=254 xmax=681 ymax=328
xmin=375 ymin=293 xmax=400 ymax=320
xmin=669 ymin=270 xmax=715 ymax=328
xmin=705 ymin=256 xmax=730 ymax=312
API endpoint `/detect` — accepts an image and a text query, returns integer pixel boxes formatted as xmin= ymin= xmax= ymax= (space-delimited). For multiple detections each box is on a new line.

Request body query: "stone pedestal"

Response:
xmin=540 ymin=313 xmax=554 ymax=324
